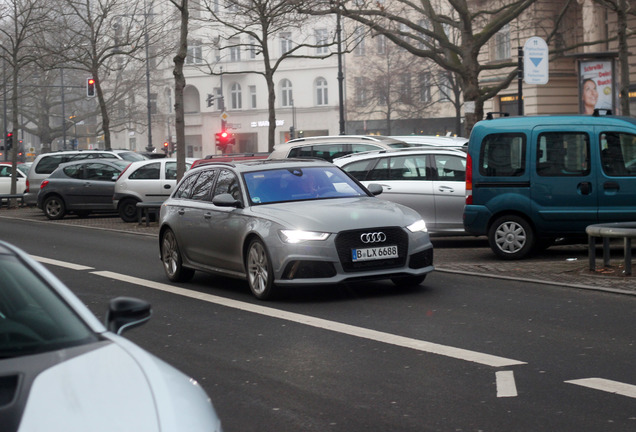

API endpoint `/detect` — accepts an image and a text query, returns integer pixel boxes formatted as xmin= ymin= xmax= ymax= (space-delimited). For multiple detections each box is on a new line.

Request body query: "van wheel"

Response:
xmin=488 ymin=215 xmax=534 ymax=260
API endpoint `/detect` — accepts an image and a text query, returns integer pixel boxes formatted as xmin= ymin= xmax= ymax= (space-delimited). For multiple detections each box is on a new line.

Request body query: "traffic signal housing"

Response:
xmin=163 ymin=141 xmax=169 ymax=154
xmin=5 ymin=132 xmax=12 ymax=150
xmin=86 ymin=78 xmax=96 ymax=97
xmin=215 ymin=131 xmax=230 ymax=151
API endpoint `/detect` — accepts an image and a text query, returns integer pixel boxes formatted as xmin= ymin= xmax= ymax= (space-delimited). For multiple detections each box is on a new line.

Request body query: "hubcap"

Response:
xmin=248 ymin=243 xmax=268 ymax=295
xmin=162 ymin=232 xmax=178 ymax=276
xmin=495 ymin=222 xmax=526 ymax=253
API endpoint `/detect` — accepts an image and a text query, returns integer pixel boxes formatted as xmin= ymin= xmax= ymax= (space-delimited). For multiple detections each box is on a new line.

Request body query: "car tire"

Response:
xmin=43 ymin=195 xmax=66 ymax=220
xmin=161 ymin=229 xmax=195 ymax=282
xmin=245 ymin=238 xmax=275 ymax=300
xmin=488 ymin=215 xmax=535 ymax=260
xmin=119 ymin=198 xmax=140 ymax=223
xmin=391 ymin=275 xmax=426 ymax=287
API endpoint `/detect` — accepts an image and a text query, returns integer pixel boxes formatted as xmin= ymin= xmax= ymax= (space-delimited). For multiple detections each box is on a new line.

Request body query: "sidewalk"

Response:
xmin=1 ymin=206 xmax=634 ymax=296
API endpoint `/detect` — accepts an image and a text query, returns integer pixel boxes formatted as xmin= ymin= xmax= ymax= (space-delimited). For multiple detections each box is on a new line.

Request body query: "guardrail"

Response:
xmin=586 ymin=222 xmax=636 ymax=276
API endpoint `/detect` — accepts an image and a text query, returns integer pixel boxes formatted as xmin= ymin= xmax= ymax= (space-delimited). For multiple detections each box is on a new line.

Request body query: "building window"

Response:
xmin=376 ymin=34 xmax=386 ymax=54
xmin=248 ymin=36 xmax=257 ymax=59
xmin=315 ymin=78 xmax=328 ymax=106
xmin=315 ymin=28 xmax=329 ymax=54
xmin=280 ymin=79 xmax=293 ymax=108
xmin=494 ymin=24 xmax=510 ymax=60
xmin=438 ymin=73 xmax=451 ymax=102
xmin=186 ymin=40 xmax=202 ymax=65
xmin=230 ymin=83 xmax=242 ymax=109
xmin=230 ymin=38 xmax=241 ymax=62
xmin=280 ymin=32 xmax=293 ymax=55
xmin=355 ymin=77 xmax=367 ymax=106
xmin=354 ymin=27 xmax=365 ymax=56
xmin=419 ymin=72 xmax=431 ymax=103
xmin=249 ymin=85 xmax=257 ymax=109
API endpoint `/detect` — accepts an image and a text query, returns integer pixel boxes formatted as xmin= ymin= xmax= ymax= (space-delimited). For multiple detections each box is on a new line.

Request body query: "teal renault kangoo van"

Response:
xmin=463 ymin=114 xmax=636 ymax=259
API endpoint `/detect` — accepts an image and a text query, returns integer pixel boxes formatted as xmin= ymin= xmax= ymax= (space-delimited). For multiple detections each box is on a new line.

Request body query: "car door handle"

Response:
xmin=603 ymin=181 xmax=619 ymax=191
xmin=377 ymin=183 xmax=392 ymax=190
xmin=83 ymin=182 xmax=91 ymax=187
xmin=177 ymin=209 xmax=185 ymax=215
xmin=204 ymin=212 xmax=212 ymax=219
xmin=164 ymin=184 xmax=171 ymax=189
xmin=438 ymin=185 xmax=455 ymax=193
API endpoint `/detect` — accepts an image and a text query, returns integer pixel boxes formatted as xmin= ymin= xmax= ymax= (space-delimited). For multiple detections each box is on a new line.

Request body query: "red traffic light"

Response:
xmin=163 ymin=141 xmax=169 ymax=147
xmin=86 ymin=78 xmax=96 ymax=97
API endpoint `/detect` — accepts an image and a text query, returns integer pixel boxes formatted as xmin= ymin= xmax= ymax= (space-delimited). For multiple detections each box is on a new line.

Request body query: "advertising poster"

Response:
xmin=579 ymin=60 xmax=614 ymax=114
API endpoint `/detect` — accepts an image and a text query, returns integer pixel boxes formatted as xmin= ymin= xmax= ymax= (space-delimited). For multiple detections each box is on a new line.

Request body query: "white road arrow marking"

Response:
xmin=496 ymin=371 xmax=518 ymax=397
xmin=565 ymin=378 xmax=636 ymax=398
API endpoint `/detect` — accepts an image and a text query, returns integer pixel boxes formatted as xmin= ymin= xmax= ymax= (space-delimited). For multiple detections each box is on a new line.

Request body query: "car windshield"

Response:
xmin=0 ymin=254 xmax=97 ymax=359
xmin=117 ymin=152 xmax=147 ymax=162
xmin=244 ymin=166 xmax=368 ymax=204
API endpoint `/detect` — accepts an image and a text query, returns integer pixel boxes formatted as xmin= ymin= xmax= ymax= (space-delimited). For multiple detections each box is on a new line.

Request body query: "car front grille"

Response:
xmin=335 ymin=227 xmax=408 ymax=272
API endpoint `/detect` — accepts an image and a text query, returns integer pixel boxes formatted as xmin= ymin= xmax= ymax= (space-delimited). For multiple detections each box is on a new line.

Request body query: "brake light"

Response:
xmin=25 ymin=179 xmax=29 ymax=193
xmin=40 ymin=180 xmax=49 ymax=189
xmin=465 ymin=153 xmax=473 ymax=205
xmin=116 ymin=163 xmax=132 ymax=181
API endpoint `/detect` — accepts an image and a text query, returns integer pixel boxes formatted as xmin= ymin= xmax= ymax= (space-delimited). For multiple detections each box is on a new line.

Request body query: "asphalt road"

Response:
xmin=1 ymin=218 xmax=635 ymax=431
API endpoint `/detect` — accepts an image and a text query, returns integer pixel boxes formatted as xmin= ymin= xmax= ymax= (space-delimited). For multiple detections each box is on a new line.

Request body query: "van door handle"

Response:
xmin=578 ymin=181 xmax=592 ymax=195
xmin=164 ymin=184 xmax=171 ymax=189
xmin=438 ymin=185 xmax=455 ymax=193
xmin=603 ymin=181 xmax=619 ymax=191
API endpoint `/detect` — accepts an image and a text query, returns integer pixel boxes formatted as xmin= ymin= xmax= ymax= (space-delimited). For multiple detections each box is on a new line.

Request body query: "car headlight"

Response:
xmin=280 ymin=230 xmax=330 ymax=244
xmin=407 ymin=219 xmax=428 ymax=233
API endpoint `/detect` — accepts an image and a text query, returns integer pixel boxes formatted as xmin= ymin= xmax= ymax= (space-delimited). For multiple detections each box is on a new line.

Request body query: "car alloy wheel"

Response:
xmin=43 ymin=195 xmax=66 ymax=220
xmin=161 ymin=229 xmax=194 ymax=282
xmin=488 ymin=215 xmax=535 ymax=260
xmin=246 ymin=238 xmax=274 ymax=300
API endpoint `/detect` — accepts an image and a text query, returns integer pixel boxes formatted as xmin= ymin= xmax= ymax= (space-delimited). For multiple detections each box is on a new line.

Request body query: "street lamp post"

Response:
xmin=144 ymin=0 xmax=153 ymax=151
xmin=336 ymin=3 xmax=345 ymax=135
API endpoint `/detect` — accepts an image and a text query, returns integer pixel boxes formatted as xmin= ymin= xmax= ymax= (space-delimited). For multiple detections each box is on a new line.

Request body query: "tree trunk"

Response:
xmin=173 ymin=0 xmax=188 ymax=181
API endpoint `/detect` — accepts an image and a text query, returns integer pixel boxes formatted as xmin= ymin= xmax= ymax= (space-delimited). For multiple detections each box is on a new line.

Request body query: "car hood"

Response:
xmin=15 ymin=337 xmax=221 ymax=432
xmin=249 ymin=197 xmax=421 ymax=231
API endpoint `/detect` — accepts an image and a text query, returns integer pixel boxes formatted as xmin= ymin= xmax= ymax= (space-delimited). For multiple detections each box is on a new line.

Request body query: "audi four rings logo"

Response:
xmin=360 ymin=232 xmax=386 ymax=243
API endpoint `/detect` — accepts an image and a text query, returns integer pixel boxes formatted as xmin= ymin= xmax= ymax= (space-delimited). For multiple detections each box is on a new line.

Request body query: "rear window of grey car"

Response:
xmin=479 ymin=133 xmax=526 ymax=177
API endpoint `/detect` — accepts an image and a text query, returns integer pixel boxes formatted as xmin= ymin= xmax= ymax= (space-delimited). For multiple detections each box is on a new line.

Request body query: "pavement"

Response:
xmin=1 ymin=205 xmax=634 ymax=296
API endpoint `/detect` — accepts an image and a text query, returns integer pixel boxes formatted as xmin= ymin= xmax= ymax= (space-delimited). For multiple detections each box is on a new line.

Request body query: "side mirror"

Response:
xmin=105 ymin=297 xmax=151 ymax=335
xmin=213 ymin=193 xmax=243 ymax=208
xmin=366 ymin=183 xmax=383 ymax=196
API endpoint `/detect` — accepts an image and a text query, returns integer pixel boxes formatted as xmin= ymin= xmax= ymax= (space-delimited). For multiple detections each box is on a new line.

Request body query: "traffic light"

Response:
xmin=5 ymin=132 xmax=12 ymax=150
xmin=215 ymin=131 xmax=230 ymax=151
xmin=163 ymin=141 xmax=169 ymax=154
xmin=86 ymin=78 xmax=96 ymax=97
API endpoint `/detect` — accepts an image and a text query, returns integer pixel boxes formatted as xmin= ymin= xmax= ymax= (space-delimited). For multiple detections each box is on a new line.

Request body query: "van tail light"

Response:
xmin=25 ymin=179 xmax=30 ymax=193
xmin=40 ymin=180 xmax=49 ymax=190
xmin=465 ymin=153 xmax=473 ymax=205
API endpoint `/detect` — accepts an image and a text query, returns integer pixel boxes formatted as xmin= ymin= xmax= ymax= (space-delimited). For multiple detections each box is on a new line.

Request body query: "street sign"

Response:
xmin=220 ymin=112 xmax=229 ymax=121
xmin=524 ymin=37 xmax=549 ymax=85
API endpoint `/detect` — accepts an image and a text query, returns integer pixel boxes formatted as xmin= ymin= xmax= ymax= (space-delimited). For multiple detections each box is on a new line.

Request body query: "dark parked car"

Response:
xmin=159 ymin=159 xmax=434 ymax=300
xmin=37 ymin=159 xmax=131 ymax=220
xmin=0 ymin=240 xmax=222 ymax=431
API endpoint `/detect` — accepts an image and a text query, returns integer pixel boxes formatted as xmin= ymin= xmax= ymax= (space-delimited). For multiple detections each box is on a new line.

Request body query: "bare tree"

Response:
xmin=0 ymin=0 xmax=51 ymax=204
xmin=199 ymin=0 xmax=339 ymax=152
xmin=313 ymin=0 xmax=539 ymax=135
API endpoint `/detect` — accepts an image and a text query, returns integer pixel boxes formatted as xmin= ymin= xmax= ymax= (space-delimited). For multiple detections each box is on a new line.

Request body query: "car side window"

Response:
xmin=173 ymin=173 xmax=200 ymax=199
xmin=389 ymin=155 xmax=428 ymax=180
xmin=480 ymin=133 xmax=526 ymax=177
xmin=341 ymin=159 xmax=376 ymax=181
xmin=191 ymin=170 xmax=217 ymax=201
xmin=84 ymin=163 xmax=120 ymax=181
xmin=435 ymin=155 xmax=465 ymax=181
xmin=536 ymin=132 xmax=589 ymax=177
xmin=367 ymin=157 xmax=390 ymax=181
xmin=0 ymin=166 xmax=10 ymax=177
xmin=213 ymin=169 xmax=242 ymax=202
xmin=62 ymin=165 xmax=84 ymax=179
xmin=130 ymin=162 xmax=160 ymax=180
xmin=600 ymin=132 xmax=636 ymax=176
xmin=35 ymin=155 xmax=65 ymax=174
xmin=165 ymin=162 xmax=177 ymax=180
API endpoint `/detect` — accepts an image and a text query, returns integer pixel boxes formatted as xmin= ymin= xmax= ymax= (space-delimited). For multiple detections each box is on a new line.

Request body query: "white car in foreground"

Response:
xmin=0 ymin=241 xmax=222 ymax=432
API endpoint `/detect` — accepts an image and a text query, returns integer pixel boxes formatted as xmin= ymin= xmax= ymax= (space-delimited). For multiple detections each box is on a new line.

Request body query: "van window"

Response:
xmin=536 ymin=132 xmax=590 ymax=177
xmin=479 ymin=133 xmax=525 ymax=177
xmin=600 ymin=132 xmax=636 ymax=176
xmin=35 ymin=155 xmax=65 ymax=174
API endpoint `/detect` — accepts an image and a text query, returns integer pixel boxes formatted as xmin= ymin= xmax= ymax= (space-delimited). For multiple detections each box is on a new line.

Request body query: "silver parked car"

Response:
xmin=37 ymin=159 xmax=131 ymax=219
xmin=0 ymin=240 xmax=222 ymax=432
xmin=333 ymin=148 xmax=467 ymax=235
xmin=159 ymin=159 xmax=434 ymax=300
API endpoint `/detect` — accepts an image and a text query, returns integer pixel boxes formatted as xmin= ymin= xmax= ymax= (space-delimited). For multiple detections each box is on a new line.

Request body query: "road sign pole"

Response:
xmin=518 ymin=47 xmax=524 ymax=116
